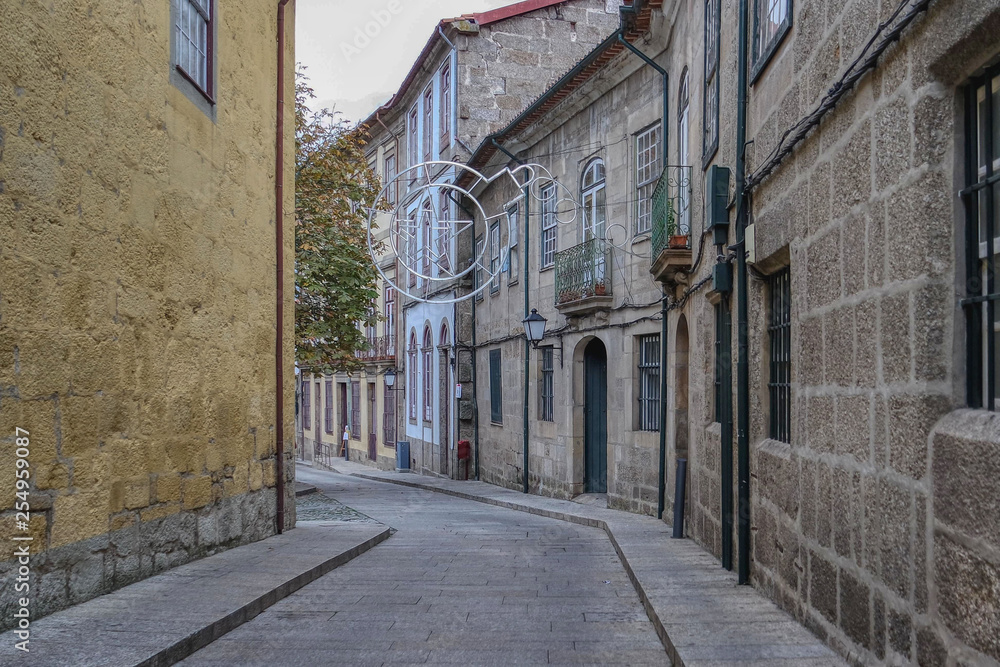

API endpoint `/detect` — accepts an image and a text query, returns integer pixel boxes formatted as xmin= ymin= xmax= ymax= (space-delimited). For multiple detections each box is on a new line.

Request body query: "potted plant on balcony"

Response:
xmin=594 ymin=281 xmax=607 ymax=296
xmin=668 ymin=234 xmax=689 ymax=249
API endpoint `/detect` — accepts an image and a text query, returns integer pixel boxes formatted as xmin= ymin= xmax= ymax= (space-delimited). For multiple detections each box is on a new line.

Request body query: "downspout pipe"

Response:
xmin=490 ymin=138 xmax=531 ymax=494
xmin=616 ymin=33 xmax=667 ymax=171
xmin=617 ymin=31 xmax=669 ymax=521
xmin=274 ymin=0 xmax=292 ymax=534
xmin=657 ymin=290 xmax=668 ymax=519
xmin=734 ymin=0 xmax=752 ymax=585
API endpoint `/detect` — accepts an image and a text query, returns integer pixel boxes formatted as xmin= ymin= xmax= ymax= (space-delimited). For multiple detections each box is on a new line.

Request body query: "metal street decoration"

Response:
xmin=366 ymin=161 xmax=577 ymax=304
xmin=365 ymin=160 xmax=673 ymax=304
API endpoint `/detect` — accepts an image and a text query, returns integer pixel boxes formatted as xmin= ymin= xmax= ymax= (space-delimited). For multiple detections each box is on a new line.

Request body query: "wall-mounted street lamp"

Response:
xmin=383 ymin=367 xmax=398 ymax=388
xmin=522 ymin=309 xmax=547 ymax=348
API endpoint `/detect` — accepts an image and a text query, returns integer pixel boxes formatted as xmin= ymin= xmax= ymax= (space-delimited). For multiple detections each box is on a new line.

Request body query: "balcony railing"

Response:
xmin=356 ymin=335 xmax=396 ymax=361
xmin=650 ymin=165 xmax=693 ymax=267
xmin=554 ymin=238 xmax=612 ymax=310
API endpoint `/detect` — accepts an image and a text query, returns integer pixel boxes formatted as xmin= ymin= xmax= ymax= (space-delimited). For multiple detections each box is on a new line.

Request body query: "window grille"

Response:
xmin=768 ymin=269 xmax=791 ymax=442
xmin=489 ymin=349 xmax=502 ymax=423
xmin=636 ymin=125 xmax=661 ymax=234
xmin=637 ymin=335 xmax=660 ymax=431
xmin=962 ymin=64 xmax=1000 ymax=409
xmin=539 ymin=347 xmax=554 ymax=422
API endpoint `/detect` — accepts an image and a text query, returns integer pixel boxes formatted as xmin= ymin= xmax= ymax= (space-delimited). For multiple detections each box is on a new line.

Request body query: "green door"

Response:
xmin=584 ymin=339 xmax=608 ymax=493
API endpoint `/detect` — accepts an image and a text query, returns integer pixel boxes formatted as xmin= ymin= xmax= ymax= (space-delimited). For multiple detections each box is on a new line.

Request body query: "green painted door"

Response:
xmin=584 ymin=339 xmax=608 ymax=493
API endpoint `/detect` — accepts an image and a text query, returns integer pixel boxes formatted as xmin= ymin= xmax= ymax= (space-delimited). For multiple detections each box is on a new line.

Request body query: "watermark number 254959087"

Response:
xmin=12 ymin=427 xmax=32 ymax=652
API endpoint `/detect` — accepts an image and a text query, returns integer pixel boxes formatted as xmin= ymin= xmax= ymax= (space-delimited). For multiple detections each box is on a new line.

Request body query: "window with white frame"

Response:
xmin=635 ymin=125 xmax=661 ymax=235
xmin=384 ymin=285 xmax=395 ymax=354
xmin=751 ymin=0 xmax=791 ymax=80
xmin=407 ymin=106 xmax=418 ymax=170
xmin=408 ymin=332 xmax=418 ymax=420
xmin=506 ymin=204 xmax=519 ymax=282
xmin=490 ymin=222 xmax=500 ymax=294
xmin=637 ymin=334 xmax=660 ymax=431
xmin=384 ymin=153 xmax=397 ymax=206
xmin=174 ymin=0 xmax=214 ymax=99
xmin=582 ymin=159 xmax=606 ymax=241
xmin=422 ymin=327 xmax=433 ymax=421
xmin=541 ymin=183 xmax=557 ymax=268
xmin=440 ymin=63 xmax=451 ymax=150
xmin=437 ymin=187 xmax=452 ymax=275
xmin=422 ymin=86 xmax=433 ymax=162
xmin=475 ymin=235 xmax=485 ymax=300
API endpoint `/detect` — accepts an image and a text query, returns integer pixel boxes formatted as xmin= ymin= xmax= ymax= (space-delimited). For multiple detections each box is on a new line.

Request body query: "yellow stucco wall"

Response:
xmin=0 ymin=0 xmax=295 ymax=619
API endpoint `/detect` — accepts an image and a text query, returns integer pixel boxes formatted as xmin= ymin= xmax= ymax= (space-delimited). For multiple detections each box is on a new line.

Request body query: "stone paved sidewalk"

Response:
xmin=325 ymin=459 xmax=848 ymax=667
xmin=0 ymin=520 xmax=389 ymax=666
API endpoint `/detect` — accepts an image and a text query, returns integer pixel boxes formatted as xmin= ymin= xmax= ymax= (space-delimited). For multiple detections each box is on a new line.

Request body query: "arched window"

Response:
xmin=440 ymin=321 xmax=450 ymax=347
xmin=408 ymin=331 xmax=418 ymax=420
xmin=581 ymin=158 xmax=606 ymax=241
xmin=422 ymin=326 xmax=433 ymax=421
xmin=678 ymin=68 xmax=691 ymax=235
xmin=437 ymin=184 xmax=452 ymax=275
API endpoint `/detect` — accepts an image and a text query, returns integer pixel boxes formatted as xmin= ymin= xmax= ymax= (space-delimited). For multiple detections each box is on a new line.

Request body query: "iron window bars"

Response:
xmin=962 ymin=62 xmax=1000 ymax=410
xmin=489 ymin=349 xmax=503 ymax=423
xmin=539 ymin=346 xmax=554 ymax=422
xmin=637 ymin=334 xmax=661 ymax=431
xmin=767 ymin=268 xmax=791 ymax=443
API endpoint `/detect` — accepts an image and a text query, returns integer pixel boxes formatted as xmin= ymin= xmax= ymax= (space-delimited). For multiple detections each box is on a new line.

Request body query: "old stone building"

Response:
xmin=0 ymin=0 xmax=296 ymax=627
xmin=347 ymin=0 xmax=626 ymax=478
xmin=456 ymin=0 xmax=1000 ymax=664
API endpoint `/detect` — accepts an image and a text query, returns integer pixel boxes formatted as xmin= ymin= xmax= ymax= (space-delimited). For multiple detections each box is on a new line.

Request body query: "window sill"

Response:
xmin=175 ymin=65 xmax=215 ymax=105
xmin=540 ymin=265 xmax=554 ymax=273
xmin=490 ymin=421 xmax=503 ymax=426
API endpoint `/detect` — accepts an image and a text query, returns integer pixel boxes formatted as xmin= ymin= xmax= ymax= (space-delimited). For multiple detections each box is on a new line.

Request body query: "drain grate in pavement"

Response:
xmin=295 ymin=492 xmax=381 ymax=523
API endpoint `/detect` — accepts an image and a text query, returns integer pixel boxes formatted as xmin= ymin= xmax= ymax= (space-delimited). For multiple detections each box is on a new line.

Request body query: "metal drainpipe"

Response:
xmin=274 ymin=0 xmax=292 ymax=534
xmin=617 ymin=31 xmax=669 ymax=521
xmin=490 ymin=138 xmax=530 ymax=494
xmin=734 ymin=0 xmax=752 ymax=585
xmin=657 ymin=290 xmax=668 ymax=519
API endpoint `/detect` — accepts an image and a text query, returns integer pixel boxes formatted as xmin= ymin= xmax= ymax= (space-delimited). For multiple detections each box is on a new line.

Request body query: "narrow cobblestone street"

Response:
xmin=180 ymin=466 xmax=668 ymax=666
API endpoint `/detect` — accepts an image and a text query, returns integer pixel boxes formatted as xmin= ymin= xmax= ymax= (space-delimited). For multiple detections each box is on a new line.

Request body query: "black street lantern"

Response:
xmin=523 ymin=308 xmax=547 ymax=348
xmin=383 ymin=367 xmax=397 ymax=388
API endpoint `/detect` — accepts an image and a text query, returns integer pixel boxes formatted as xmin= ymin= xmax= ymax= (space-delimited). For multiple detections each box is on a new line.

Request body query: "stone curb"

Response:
xmin=345 ymin=472 xmax=681 ymax=666
xmin=294 ymin=482 xmax=319 ymax=497
xmin=138 ymin=525 xmax=391 ymax=667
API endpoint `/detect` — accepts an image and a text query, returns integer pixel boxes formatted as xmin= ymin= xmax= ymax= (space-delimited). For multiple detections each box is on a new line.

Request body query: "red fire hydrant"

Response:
xmin=457 ymin=440 xmax=471 ymax=480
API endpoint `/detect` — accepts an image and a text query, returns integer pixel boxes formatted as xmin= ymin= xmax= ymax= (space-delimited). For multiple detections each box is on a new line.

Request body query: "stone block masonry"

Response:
xmin=0 ymin=0 xmax=296 ymax=628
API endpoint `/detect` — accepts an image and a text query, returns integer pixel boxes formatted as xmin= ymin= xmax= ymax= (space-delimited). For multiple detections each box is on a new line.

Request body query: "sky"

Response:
xmin=295 ymin=0 xmax=513 ymax=124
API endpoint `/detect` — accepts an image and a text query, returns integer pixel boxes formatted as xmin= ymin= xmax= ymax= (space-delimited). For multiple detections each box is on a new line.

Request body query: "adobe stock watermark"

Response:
xmin=341 ymin=1 xmax=404 ymax=63
xmin=11 ymin=427 xmax=32 ymax=652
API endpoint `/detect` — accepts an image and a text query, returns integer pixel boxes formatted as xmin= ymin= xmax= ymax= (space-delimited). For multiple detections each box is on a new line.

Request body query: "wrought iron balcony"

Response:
xmin=355 ymin=335 xmax=396 ymax=362
xmin=650 ymin=165 xmax=694 ymax=285
xmin=554 ymin=238 xmax=612 ymax=315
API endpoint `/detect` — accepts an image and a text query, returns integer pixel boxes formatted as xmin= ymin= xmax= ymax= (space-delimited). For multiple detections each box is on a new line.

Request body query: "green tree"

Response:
xmin=295 ymin=71 xmax=382 ymax=374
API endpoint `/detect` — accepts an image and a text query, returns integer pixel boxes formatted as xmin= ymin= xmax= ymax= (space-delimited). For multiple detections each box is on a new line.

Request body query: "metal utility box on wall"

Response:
xmin=713 ymin=261 xmax=732 ymax=294
xmin=706 ymin=165 xmax=731 ymax=246
xmin=396 ymin=441 xmax=410 ymax=471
